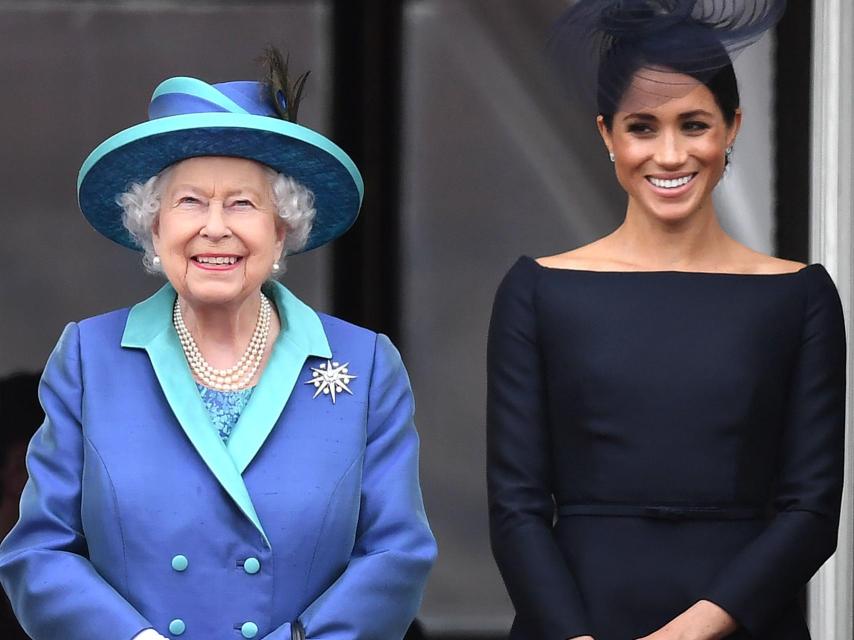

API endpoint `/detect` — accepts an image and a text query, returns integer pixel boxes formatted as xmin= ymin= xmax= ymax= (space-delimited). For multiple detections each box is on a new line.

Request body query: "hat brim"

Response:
xmin=77 ymin=113 xmax=364 ymax=253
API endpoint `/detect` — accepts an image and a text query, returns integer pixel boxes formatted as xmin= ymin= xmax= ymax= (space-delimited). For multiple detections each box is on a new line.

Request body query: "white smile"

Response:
xmin=647 ymin=174 xmax=696 ymax=189
xmin=193 ymin=256 xmax=240 ymax=265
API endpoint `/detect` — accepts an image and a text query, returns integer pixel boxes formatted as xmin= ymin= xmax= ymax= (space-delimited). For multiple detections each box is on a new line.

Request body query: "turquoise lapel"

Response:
xmin=227 ymin=281 xmax=331 ymax=473
xmin=120 ymin=284 xmax=271 ymax=546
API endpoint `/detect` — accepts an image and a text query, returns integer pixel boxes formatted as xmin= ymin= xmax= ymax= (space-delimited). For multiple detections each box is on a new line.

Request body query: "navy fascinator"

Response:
xmin=549 ymin=0 xmax=786 ymax=115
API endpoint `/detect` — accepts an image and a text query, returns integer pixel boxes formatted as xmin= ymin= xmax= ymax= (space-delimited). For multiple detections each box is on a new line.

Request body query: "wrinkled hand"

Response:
xmin=635 ymin=600 xmax=737 ymax=640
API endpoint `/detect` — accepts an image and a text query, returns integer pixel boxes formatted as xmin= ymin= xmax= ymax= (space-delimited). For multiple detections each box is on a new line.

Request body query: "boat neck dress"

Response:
xmin=487 ymin=256 xmax=846 ymax=640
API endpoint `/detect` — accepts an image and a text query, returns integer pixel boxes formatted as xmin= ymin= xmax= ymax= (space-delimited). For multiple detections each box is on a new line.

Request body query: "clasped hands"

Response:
xmin=569 ymin=599 xmax=737 ymax=640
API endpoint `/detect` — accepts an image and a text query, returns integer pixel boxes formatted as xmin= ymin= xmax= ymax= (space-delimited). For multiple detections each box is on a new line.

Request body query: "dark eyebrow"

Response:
xmin=622 ymin=113 xmax=657 ymax=122
xmin=679 ymin=110 xmax=714 ymax=119
xmin=622 ymin=109 xmax=715 ymax=122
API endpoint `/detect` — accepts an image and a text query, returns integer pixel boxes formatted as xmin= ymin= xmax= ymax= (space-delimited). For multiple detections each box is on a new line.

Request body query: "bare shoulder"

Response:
xmin=536 ymin=240 xmax=619 ymax=271
xmin=537 ymin=242 xmax=808 ymax=274
xmin=736 ymin=249 xmax=807 ymax=275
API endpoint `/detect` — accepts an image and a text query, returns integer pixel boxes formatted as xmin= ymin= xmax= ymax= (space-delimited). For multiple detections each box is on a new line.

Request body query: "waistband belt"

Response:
xmin=557 ymin=503 xmax=767 ymax=521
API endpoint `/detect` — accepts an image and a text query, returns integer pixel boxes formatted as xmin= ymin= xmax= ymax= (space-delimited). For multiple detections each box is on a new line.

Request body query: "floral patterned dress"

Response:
xmin=196 ymin=383 xmax=255 ymax=443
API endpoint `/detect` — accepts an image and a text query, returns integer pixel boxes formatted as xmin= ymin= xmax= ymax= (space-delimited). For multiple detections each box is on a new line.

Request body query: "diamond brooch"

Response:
xmin=304 ymin=360 xmax=357 ymax=404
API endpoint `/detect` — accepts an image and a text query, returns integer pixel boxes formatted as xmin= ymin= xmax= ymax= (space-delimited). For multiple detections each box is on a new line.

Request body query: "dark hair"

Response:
xmin=549 ymin=1 xmax=783 ymax=132
xmin=0 ymin=372 xmax=42 ymax=494
xmin=598 ymin=30 xmax=740 ymax=130
xmin=0 ymin=372 xmax=42 ymax=447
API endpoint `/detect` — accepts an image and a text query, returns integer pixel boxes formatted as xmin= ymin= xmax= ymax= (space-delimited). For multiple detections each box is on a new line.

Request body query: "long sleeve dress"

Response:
xmin=487 ymin=256 xmax=846 ymax=640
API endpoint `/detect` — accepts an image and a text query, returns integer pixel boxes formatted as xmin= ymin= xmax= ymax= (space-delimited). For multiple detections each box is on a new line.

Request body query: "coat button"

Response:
xmin=171 ymin=555 xmax=189 ymax=572
xmin=243 ymin=557 xmax=261 ymax=574
xmin=168 ymin=619 xmax=186 ymax=635
xmin=241 ymin=621 xmax=258 ymax=638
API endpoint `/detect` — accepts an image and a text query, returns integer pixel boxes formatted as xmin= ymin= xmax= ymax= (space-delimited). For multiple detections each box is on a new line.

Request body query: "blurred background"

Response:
xmin=1 ymin=0 xmax=844 ymax=638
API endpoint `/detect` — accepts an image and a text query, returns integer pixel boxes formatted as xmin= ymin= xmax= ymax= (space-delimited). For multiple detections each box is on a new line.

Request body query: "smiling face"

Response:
xmin=152 ymin=156 xmax=285 ymax=310
xmin=597 ymin=69 xmax=741 ymax=224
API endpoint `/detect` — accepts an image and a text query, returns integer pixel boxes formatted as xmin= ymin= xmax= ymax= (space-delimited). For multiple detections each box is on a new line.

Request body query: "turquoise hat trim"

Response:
xmin=77 ymin=77 xmax=364 ymax=253
xmin=151 ymin=77 xmax=251 ymax=114
xmin=77 ymin=114 xmax=364 ymax=197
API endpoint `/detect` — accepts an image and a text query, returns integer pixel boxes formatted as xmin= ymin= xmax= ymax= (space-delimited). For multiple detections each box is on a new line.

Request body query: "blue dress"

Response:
xmin=0 ymin=281 xmax=436 ymax=640
xmin=196 ymin=383 xmax=255 ymax=443
xmin=487 ymin=256 xmax=846 ymax=640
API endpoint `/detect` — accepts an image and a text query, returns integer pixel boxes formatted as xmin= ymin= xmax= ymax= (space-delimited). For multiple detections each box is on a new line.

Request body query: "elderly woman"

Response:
xmin=0 ymin=51 xmax=436 ymax=640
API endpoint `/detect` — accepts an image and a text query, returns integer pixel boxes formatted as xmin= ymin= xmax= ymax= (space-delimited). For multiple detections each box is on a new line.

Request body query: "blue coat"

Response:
xmin=0 ymin=281 xmax=437 ymax=640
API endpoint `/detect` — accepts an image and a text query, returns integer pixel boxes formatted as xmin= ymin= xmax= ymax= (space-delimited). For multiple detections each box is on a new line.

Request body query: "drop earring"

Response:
xmin=609 ymin=151 xmax=615 ymax=162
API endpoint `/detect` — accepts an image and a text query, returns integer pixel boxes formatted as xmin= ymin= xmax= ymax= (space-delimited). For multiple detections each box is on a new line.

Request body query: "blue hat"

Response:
xmin=77 ymin=76 xmax=364 ymax=253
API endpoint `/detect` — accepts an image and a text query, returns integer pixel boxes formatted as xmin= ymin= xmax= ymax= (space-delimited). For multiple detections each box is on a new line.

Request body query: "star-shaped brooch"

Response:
xmin=304 ymin=360 xmax=357 ymax=404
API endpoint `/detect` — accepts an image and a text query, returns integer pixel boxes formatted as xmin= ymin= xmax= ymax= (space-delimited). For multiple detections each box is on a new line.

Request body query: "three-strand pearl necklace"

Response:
xmin=173 ymin=295 xmax=272 ymax=391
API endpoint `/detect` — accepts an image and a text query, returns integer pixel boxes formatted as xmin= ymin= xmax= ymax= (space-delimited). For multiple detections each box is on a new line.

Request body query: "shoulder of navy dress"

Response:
xmin=797 ymin=262 xmax=847 ymax=345
xmin=509 ymin=254 xmax=541 ymax=278
xmin=801 ymin=261 xmax=839 ymax=288
xmin=493 ymin=255 xmax=540 ymax=307
xmin=798 ymin=262 xmax=845 ymax=315
xmin=488 ymin=256 xmax=543 ymax=359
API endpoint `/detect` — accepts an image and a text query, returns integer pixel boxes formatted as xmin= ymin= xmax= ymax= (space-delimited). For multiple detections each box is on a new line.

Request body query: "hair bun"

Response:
xmin=549 ymin=0 xmax=786 ymax=113
xmin=598 ymin=1 xmax=694 ymax=39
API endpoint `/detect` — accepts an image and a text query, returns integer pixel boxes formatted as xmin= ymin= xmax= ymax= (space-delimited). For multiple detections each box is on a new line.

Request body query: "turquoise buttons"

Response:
xmin=168 ymin=618 xmax=186 ymax=635
xmin=241 ymin=621 xmax=258 ymax=638
xmin=171 ymin=555 xmax=188 ymax=572
xmin=243 ymin=557 xmax=261 ymax=574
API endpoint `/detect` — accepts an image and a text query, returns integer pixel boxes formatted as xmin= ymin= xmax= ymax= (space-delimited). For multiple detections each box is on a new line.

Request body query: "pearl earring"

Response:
xmin=152 ymin=255 xmax=161 ymax=267
xmin=272 ymin=262 xmax=280 ymax=273
xmin=609 ymin=152 xmax=615 ymax=162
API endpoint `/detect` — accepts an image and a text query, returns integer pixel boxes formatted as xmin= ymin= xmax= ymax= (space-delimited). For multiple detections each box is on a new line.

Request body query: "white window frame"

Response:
xmin=810 ymin=2 xmax=854 ymax=638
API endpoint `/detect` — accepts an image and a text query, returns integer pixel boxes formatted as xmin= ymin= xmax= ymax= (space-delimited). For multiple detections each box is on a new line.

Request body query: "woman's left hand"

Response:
xmin=635 ymin=600 xmax=737 ymax=640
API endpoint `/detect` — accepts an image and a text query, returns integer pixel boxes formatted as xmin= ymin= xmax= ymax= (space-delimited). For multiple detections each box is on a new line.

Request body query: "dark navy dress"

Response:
xmin=487 ymin=256 xmax=846 ymax=640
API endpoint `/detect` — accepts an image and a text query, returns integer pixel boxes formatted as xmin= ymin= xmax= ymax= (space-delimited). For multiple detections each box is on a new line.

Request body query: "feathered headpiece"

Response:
xmin=259 ymin=45 xmax=311 ymax=123
xmin=549 ymin=0 xmax=786 ymax=114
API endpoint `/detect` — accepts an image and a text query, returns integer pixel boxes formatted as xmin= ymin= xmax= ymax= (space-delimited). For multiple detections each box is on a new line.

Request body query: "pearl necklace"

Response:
xmin=173 ymin=295 xmax=272 ymax=391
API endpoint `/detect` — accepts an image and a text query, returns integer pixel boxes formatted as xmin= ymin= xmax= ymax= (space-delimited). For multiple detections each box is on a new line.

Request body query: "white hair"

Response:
xmin=118 ymin=164 xmax=316 ymax=275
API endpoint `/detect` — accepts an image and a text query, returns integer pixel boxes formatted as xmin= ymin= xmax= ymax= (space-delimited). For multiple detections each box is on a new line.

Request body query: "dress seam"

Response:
xmin=83 ymin=434 xmax=131 ymax=598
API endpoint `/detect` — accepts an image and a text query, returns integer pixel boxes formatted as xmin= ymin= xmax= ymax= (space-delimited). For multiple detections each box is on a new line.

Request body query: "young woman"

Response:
xmin=487 ymin=2 xmax=845 ymax=639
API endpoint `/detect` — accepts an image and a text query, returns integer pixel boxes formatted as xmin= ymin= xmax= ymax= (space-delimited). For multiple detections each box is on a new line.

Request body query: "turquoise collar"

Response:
xmin=121 ymin=280 xmax=331 ymax=546
xmin=122 ymin=280 xmax=330 ymax=355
